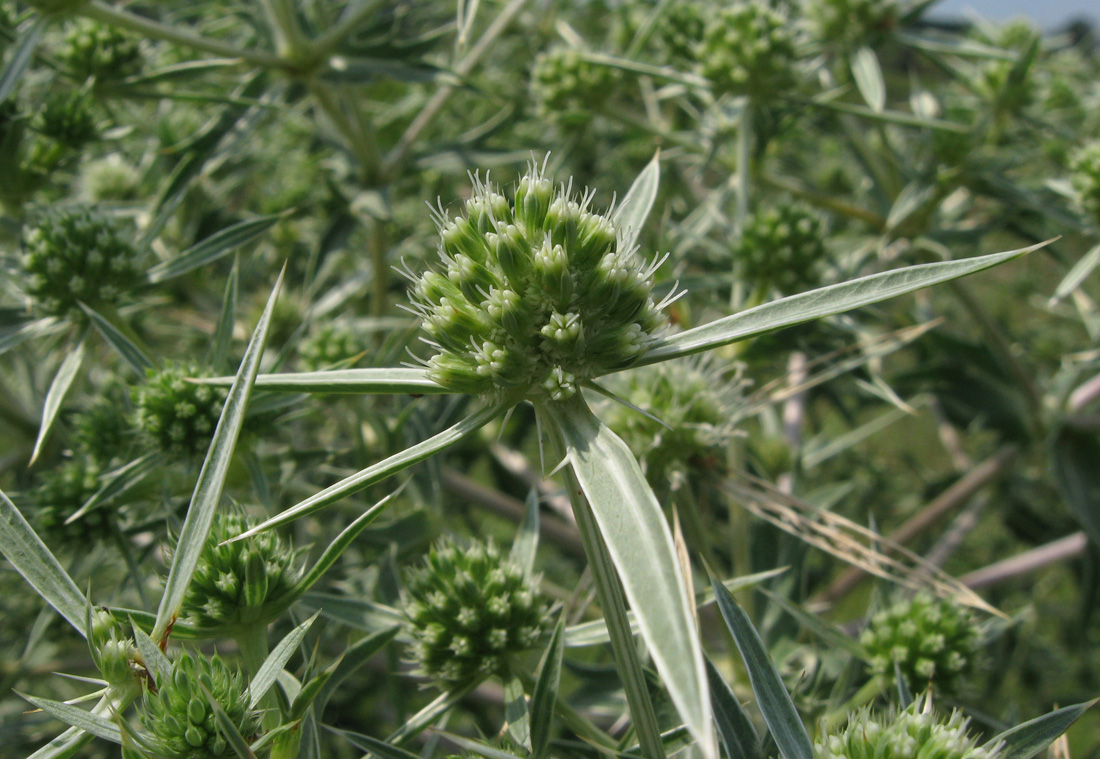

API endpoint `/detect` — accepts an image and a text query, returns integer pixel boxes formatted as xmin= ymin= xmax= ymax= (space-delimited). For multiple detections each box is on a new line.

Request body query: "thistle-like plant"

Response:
xmin=217 ymin=155 xmax=1038 ymax=759
xmin=403 ymin=537 xmax=548 ymax=685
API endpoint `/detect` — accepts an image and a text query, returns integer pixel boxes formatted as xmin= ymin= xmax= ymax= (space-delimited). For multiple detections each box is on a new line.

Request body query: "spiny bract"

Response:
xmin=140 ymin=652 xmax=259 ymax=759
xmin=816 ymin=694 xmax=1001 ymax=759
xmin=180 ymin=511 xmax=303 ymax=635
xmin=403 ymin=538 xmax=548 ymax=685
xmin=859 ymin=592 xmax=978 ymax=694
xmin=20 ymin=206 xmax=142 ymax=319
xmin=406 ymin=161 xmax=673 ymax=401
xmin=135 ymin=363 xmax=228 ymax=459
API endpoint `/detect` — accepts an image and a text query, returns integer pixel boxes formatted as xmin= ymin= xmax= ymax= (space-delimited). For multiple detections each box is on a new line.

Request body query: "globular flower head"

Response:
xmin=79 ymin=153 xmax=141 ymax=201
xmin=816 ymin=694 xmax=1001 ymax=759
xmin=975 ymin=20 xmax=1039 ymax=115
xmin=408 ymin=161 xmax=671 ymax=402
xmin=20 ymin=206 xmax=142 ymax=319
xmin=403 ymin=538 xmax=549 ymax=685
xmin=734 ymin=202 xmax=828 ymax=293
xmin=135 ymin=364 xmax=228 ymax=460
xmin=1070 ymin=140 xmax=1100 ymax=225
xmin=805 ymin=0 xmax=898 ymax=50
xmin=140 ymin=652 xmax=259 ymax=759
xmin=600 ymin=355 xmax=744 ymax=493
xmin=72 ymin=388 xmax=134 ymax=465
xmin=33 ymin=457 xmax=116 ymax=545
xmin=655 ymin=1 xmax=706 ymax=65
xmin=698 ymin=2 xmax=799 ymax=98
xmin=57 ymin=18 xmax=143 ymax=82
xmin=859 ymin=593 xmax=978 ymax=695
xmin=531 ymin=47 xmax=619 ymax=127
xmin=179 ymin=511 xmax=303 ymax=635
xmin=36 ymin=89 xmax=97 ymax=148
xmin=299 ymin=323 xmax=363 ymax=370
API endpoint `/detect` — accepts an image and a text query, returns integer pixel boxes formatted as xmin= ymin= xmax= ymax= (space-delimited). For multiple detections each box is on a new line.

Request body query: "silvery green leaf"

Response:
xmin=508 ymin=488 xmax=540 ymax=580
xmin=152 ymin=269 xmax=284 ymax=643
xmin=530 ymin=618 xmax=564 ymax=759
xmin=710 ymin=576 xmax=812 ymax=759
xmin=229 ymin=400 xmax=509 ymax=542
xmin=504 ymin=675 xmax=531 ymax=751
xmin=0 ymin=15 xmax=42 ymax=103
xmin=250 ymin=613 xmax=319 ymax=709
xmin=851 ymin=46 xmax=886 ymax=112
xmin=550 ymin=394 xmax=716 ymax=759
xmin=0 ymin=487 xmax=89 ymax=637
xmin=613 ymin=150 xmax=661 ymax=256
xmin=130 ymin=622 xmax=171 ymax=684
xmin=30 ymin=335 xmax=86 ymax=465
xmin=706 ymin=656 xmax=761 ymax=759
xmin=79 ymin=303 xmax=152 ymax=375
xmin=1051 ymin=242 xmax=1100 ymax=304
xmin=209 ymin=257 xmax=239 ymax=369
xmin=985 ymin=700 xmax=1098 ymax=759
xmin=18 ymin=693 xmax=122 ymax=745
xmin=148 ymin=214 xmax=283 ymax=283
xmin=200 ymin=367 xmax=451 ymax=394
xmin=640 ymin=244 xmax=1045 ymax=365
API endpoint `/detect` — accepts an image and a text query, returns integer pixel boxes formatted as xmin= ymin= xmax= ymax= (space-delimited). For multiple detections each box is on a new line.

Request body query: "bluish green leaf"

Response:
xmin=250 ymin=613 xmax=319 ymax=709
xmin=612 ymin=150 xmax=661 ymax=256
xmin=18 ymin=693 xmax=122 ymax=745
xmin=504 ymin=675 xmax=531 ymax=751
xmin=30 ymin=335 xmax=86 ymax=465
xmin=549 ymin=393 xmax=716 ymax=759
xmin=0 ymin=16 xmax=43 ymax=103
xmin=130 ymin=621 xmax=171 ymax=685
xmin=985 ymin=700 xmax=1098 ymax=759
xmin=851 ymin=47 xmax=885 ymax=112
xmin=706 ymin=656 xmax=761 ymax=759
xmin=148 ymin=214 xmax=283 ymax=283
xmin=209 ymin=257 xmax=239 ymax=369
xmin=639 ymin=244 xmax=1044 ymax=365
xmin=314 ymin=627 xmax=401 ymax=716
xmin=200 ymin=367 xmax=451 ymax=394
xmin=530 ymin=618 xmax=564 ymax=759
xmin=79 ymin=303 xmax=152 ymax=375
xmin=326 ymin=726 xmax=423 ymax=759
xmin=710 ymin=575 xmax=812 ymax=759
xmin=509 ymin=488 xmax=540 ymax=580
xmin=0 ymin=487 xmax=89 ymax=637
xmin=152 ymin=269 xmax=283 ymax=643
xmin=229 ymin=400 xmax=509 ymax=542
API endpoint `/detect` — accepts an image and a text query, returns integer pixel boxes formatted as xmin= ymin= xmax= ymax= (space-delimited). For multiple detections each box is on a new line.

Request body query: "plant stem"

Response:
xmin=732 ymin=98 xmax=752 ymax=309
xmin=559 ymin=464 xmax=666 ymax=759
xmin=81 ymin=1 xmax=284 ymax=69
xmin=237 ymin=622 xmax=278 ymax=730
xmin=311 ymin=0 xmax=384 ymax=60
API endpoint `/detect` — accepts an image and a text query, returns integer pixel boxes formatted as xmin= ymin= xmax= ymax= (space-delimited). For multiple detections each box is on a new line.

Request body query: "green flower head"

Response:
xmin=600 ymin=355 xmax=744 ymax=492
xmin=806 ymin=0 xmax=898 ymax=49
xmin=37 ymin=89 xmax=97 ymax=148
xmin=405 ymin=160 xmax=674 ymax=402
xmin=299 ymin=323 xmax=364 ymax=370
xmin=655 ymin=1 xmax=706 ymax=65
xmin=817 ymin=694 xmax=1001 ymax=759
xmin=179 ymin=511 xmax=303 ymax=635
xmin=20 ymin=206 xmax=142 ymax=319
xmin=33 ymin=457 xmax=116 ymax=545
xmin=735 ymin=202 xmax=828 ymax=293
xmin=1070 ymin=140 xmax=1100 ymax=225
xmin=72 ymin=388 xmax=134 ymax=465
xmin=58 ymin=18 xmax=143 ymax=81
xmin=403 ymin=538 xmax=549 ymax=685
xmin=698 ymin=2 xmax=799 ymax=98
xmin=140 ymin=652 xmax=259 ymax=759
xmin=135 ymin=363 xmax=228 ymax=460
xmin=531 ymin=47 xmax=619 ymax=127
xmin=89 ymin=609 xmax=140 ymax=689
xmin=859 ymin=592 xmax=978 ymax=694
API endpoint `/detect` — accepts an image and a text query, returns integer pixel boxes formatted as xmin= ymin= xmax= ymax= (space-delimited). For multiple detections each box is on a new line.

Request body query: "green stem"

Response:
xmin=81 ymin=1 xmax=284 ymax=69
xmin=309 ymin=82 xmax=380 ymax=183
xmin=236 ymin=623 xmax=277 ymax=729
xmin=369 ymin=218 xmax=388 ymax=320
xmin=732 ymin=98 xmax=752 ymax=309
xmin=311 ymin=0 xmax=385 ymax=60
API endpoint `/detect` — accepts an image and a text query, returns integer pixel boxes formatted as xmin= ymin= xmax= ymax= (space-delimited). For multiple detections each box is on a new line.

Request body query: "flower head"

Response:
xmin=33 ymin=457 xmax=116 ymax=545
xmin=140 ymin=652 xmax=259 ymax=759
xmin=817 ymin=694 xmax=1001 ymax=759
xmin=403 ymin=537 xmax=549 ymax=685
xmin=859 ymin=592 xmax=978 ymax=695
xmin=735 ymin=202 xmax=828 ymax=293
xmin=179 ymin=511 xmax=303 ymax=635
xmin=531 ymin=47 xmax=619 ymax=127
xmin=58 ymin=18 xmax=143 ymax=81
xmin=407 ymin=161 xmax=671 ymax=402
xmin=1071 ymin=140 xmax=1100 ymax=225
xmin=698 ymin=2 xmax=799 ymax=98
xmin=21 ymin=206 xmax=142 ymax=318
xmin=135 ymin=363 xmax=228 ymax=460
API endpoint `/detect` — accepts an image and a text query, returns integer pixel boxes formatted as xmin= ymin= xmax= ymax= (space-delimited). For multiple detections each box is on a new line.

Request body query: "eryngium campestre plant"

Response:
xmin=57 ymin=18 xmax=143 ymax=82
xmin=136 ymin=363 xmax=228 ymax=459
xmin=403 ymin=538 xmax=548 ymax=685
xmin=140 ymin=652 xmax=259 ymax=759
xmin=180 ymin=511 xmax=303 ymax=635
xmin=20 ymin=206 xmax=142 ymax=318
xmin=816 ymin=694 xmax=1002 ymax=759
xmin=531 ymin=47 xmax=618 ymax=127
xmin=859 ymin=592 xmax=978 ymax=694
xmin=404 ymin=161 xmax=675 ymax=401
xmin=33 ymin=457 xmax=114 ymax=544
xmin=89 ymin=609 xmax=139 ymax=689
xmin=698 ymin=2 xmax=799 ymax=98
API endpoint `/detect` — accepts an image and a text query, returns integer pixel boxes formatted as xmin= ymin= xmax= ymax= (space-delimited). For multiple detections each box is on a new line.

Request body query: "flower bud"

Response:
xmin=135 ymin=363 xmax=228 ymax=460
xmin=734 ymin=203 xmax=827 ymax=293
